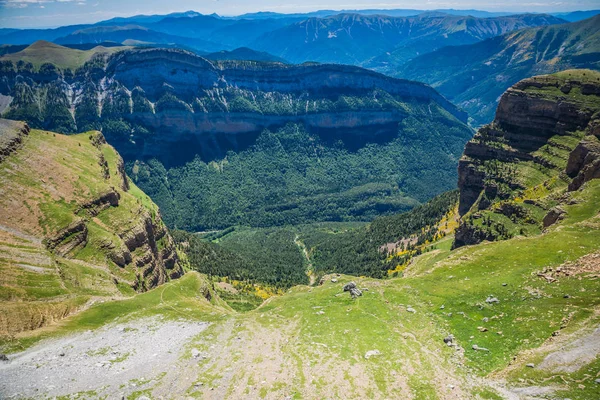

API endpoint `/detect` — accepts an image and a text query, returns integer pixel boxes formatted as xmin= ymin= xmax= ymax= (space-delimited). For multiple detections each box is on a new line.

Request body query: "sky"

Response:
xmin=0 ymin=0 xmax=598 ymax=28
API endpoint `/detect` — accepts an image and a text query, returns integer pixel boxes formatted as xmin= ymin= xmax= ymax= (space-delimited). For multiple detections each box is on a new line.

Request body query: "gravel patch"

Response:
xmin=538 ymin=325 xmax=600 ymax=373
xmin=0 ymin=317 xmax=209 ymax=399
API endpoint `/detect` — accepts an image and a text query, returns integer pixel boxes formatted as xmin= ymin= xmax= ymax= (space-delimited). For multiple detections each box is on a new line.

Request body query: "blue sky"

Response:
xmin=0 ymin=0 xmax=598 ymax=28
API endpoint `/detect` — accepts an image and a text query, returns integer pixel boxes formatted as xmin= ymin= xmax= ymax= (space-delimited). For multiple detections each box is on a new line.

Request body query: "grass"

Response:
xmin=0 ymin=272 xmax=229 ymax=353
xmin=0 ymin=41 xmax=127 ymax=70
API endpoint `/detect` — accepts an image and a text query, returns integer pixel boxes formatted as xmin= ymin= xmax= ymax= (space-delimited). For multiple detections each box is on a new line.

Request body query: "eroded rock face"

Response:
xmin=457 ymin=75 xmax=600 ymax=217
xmin=566 ymin=135 xmax=600 ymax=191
xmin=1 ymin=48 xmax=468 ymax=165
xmin=37 ymin=130 xmax=184 ymax=291
xmin=0 ymin=119 xmax=29 ymax=163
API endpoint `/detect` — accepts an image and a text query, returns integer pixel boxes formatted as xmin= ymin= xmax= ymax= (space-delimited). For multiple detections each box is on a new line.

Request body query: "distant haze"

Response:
xmin=0 ymin=0 xmax=598 ymax=28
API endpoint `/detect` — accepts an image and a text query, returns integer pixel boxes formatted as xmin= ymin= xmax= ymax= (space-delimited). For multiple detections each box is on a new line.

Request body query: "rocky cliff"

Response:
xmin=0 ymin=119 xmax=183 ymax=334
xmin=0 ymin=47 xmax=474 ymax=230
xmin=454 ymin=70 xmax=600 ymax=247
xmin=1 ymin=48 xmax=467 ymax=164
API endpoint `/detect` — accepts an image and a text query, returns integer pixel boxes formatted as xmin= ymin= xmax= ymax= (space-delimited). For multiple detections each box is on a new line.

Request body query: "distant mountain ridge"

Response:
xmin=249 ymin=13 xmax=566 ymax=66
xmin=398 ymin=14 xmax=600 ymax=125
xmin=0 ymin=11 xmax=566 ymax=68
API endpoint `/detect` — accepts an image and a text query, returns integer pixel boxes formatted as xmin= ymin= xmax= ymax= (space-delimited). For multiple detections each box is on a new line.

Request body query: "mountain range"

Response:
xmin=398 ymin=14 xmax=600 ymax=125
xmin=1 ymin=69 xmax=600 ymax=399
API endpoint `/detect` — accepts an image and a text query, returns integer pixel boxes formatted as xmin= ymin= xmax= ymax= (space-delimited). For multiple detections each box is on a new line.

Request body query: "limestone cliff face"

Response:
xmin=1 ymin=48 xmax=468 ymax=164
xmin=457 ymin=73 xmax=600 ymax=217
xmin=453 ymin=71 xmax=600 ymax=249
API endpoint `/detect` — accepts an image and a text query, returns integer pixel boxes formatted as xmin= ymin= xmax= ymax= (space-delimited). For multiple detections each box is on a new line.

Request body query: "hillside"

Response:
xmin=0 ymin=47 xmax=473 ymax=231
xmin=250 ymin=13 xmax=565 ymax=66
xmin=454 ymin=69 xmax=600 ymax=247
xmin=0 ymin=40 xmax=126 ymax=70
xmin=2 ymin=72 xmax=600 ymax=398
xmin=399 ymin=15 xmax=600 ymax=125
xmin=0 ymin=119 xmax=183 ymax=336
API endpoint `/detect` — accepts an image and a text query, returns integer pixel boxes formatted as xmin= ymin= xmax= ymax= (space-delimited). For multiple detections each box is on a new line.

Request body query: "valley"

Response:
xmin=1 ymin=4 xmax=600 ymax=400
xmin=1 ymin=69 xmax=600 ymax=399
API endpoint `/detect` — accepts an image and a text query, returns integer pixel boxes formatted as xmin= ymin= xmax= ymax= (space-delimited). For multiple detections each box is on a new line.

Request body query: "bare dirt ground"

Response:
xmin=0 ymin=317 xmax=209 ymax=399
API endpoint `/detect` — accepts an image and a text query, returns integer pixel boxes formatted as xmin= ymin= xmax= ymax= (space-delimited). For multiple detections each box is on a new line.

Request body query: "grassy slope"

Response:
xmin=4 ymin=180 xmax=599 ymax=398
xmin=0 ymin=124 xmax=171 ymax=336
xmin=0 ymin=41 xmax=126 ymax=70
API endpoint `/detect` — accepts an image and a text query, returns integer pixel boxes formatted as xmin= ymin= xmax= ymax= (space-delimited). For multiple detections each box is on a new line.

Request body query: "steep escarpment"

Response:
xmin=0 ymin=119 xmax=182 ymax=335
xmin=454 ymin=70 xmax=600 ymax=247
xmin=0 ymin=48 xmax=473 ymax=230
xmin=0 ymin=48 xmax=468 ymax=164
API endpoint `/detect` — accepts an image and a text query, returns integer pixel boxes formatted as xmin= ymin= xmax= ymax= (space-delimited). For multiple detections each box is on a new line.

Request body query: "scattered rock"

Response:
xmin=191 ymin=348 xmax=201 ymax=359
xmin=526 ymin=363 xmax=535 ymax=368
xmin=364 ymin=350 xmax=381 ymax=359
xmin=59 ymin=352 xmax=65 ymax=357
xmin=564 ymin=294 xmax=571 ymax=299
xmin=343 ymin=282 xmax=362 ymax=299
xmin=331 ymin=278 xmax=338 ymax=283
xmin=502 ymin=283 xmax=507 ymax=286
xmin=316 ymin=311 xmax=325 ymax=315
xmin=137 ymin=396 xmax=151 ymax=400
xmin=595 ymin=378 xmax=600 ymax=384
xmin=443 ymin=334 xmax=454 ymax=345
xmin=478 ymin=327 xmax=488 ymax=332
xmin=485 ymin=296 xmax=500 ymax=304
xmin=472 ymin=345 xmax=489 ymax=352
xmin=406 ymin=307 xmax=416 ymax=314
xmin=440 ymin=305 xmax=445 ymax=309
xmin=0 ymin=354 xmax=8 ymax=362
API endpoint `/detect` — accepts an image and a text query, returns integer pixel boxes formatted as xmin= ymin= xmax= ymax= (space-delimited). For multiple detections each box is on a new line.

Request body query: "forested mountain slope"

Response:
xmin=399 ymin=15 xmax=600 ymax=125
xmin=0 ymin=47 xmax=473 ymax=230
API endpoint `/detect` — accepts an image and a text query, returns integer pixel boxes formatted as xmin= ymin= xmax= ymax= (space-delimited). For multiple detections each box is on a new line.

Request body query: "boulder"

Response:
xmin=472 ymin=344 xmax=489 ymax=352
xmin=343 ymin=282 xmax=362 ymax=299
xmin=543 ymin=207 xmax=566 ymax=228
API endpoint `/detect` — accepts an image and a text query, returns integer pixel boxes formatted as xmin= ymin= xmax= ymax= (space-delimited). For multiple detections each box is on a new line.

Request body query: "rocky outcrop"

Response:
xmin=458 ymin=73 xmax=600 ymax=217
xmin=543 ymin=207 xmax=566 ymax=228
xmin=79 ymin=189 xmax=120 ymax=216
xmin=566 ymin=135 xmax=600 ymax=191
xmin=0 ymin=119 xmax=29 ymax=163
xmin=45 ymin=219 xmax=88 ymax=257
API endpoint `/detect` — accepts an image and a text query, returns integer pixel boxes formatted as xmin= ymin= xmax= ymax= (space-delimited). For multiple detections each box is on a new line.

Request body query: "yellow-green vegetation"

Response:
xmin=0 ymin=121 xmax=181 ymax=337
xmin=0 ymin=41 xmax=126 ymax=70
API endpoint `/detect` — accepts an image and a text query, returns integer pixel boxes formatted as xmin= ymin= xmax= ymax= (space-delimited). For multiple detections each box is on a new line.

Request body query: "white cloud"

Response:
xmin=0 ymin=0 xmax=83 ymax=8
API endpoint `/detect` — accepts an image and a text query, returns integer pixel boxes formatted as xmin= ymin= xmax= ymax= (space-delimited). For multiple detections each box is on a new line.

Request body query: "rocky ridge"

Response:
xmin=454 ymin=70 xmax=600 ymax=247
xmin=0 ymin=120 xmax=182 ymax=335
xmin=1 ymin=47 xmax=468 ymax=164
